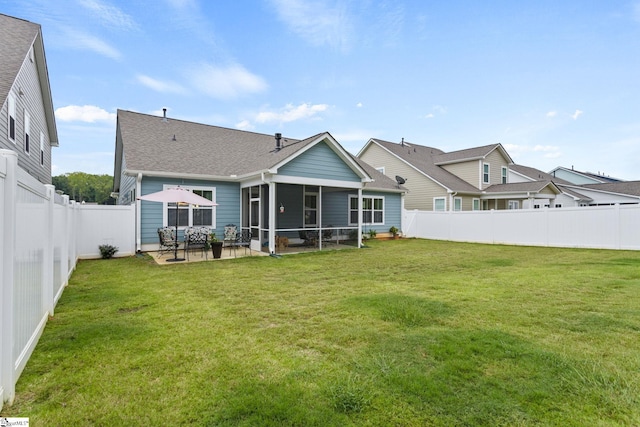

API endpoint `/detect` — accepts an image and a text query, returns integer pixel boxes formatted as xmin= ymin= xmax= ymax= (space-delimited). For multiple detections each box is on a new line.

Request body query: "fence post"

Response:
xmin=60 ymin=194 xmax=70 ymax=292
xmin=1 ymin=150 xmax=18 ymax=405
xmin=43 ymin=185 xmax=55 ymax=315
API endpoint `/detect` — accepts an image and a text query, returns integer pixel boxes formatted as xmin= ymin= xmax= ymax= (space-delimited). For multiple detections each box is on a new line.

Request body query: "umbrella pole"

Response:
xmin=166 ymin=203 xmax=185 ymax=262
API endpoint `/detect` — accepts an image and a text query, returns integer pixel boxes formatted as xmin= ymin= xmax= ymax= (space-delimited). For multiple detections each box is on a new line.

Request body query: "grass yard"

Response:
xmin=2 ymin=239 xmax=639 ymax=426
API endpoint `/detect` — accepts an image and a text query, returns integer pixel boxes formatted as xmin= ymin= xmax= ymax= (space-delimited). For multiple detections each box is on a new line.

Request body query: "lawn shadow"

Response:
xmin=345 ymin=293 xmax=455 ymax=327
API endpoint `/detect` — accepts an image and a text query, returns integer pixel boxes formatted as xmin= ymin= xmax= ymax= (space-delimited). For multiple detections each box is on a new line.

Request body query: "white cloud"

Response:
xmin=60 ymin=27 xmax=122 ymax=60
xmin=546 ymin=111 xmax=557 ymax=118
xmin=425 ymin=113 xmax=435 ymax=119
xmin=185 ymin=63 xmax=268 ymax=99
xmin=571 ymin=109 xmax=583 ymax=120
xmin=55 ymin=105 xmax=116 ymax=123
xmin=332 ymin=129 xmax=374 ymax=143
xmin=356 ymin=102 xmax=363 ymax=108
xmin=269 ymin=0 xmax=353 ymax=51
xmin=255 ymin=103 xmax=329 ymax=124
xmin=235 ymin=120 xmax=254 ymax=131
xmin=503 ymin=143 xmax=562 ymax=158
xmin=136 ymin=74 xmax=187 ymax=94
xmin=78 ymin=0 xmax=138 ymax=31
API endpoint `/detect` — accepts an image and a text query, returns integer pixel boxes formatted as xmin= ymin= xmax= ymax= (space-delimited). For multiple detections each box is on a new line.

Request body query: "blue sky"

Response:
xmin=4 ymin=0 xmax=640 ymax=179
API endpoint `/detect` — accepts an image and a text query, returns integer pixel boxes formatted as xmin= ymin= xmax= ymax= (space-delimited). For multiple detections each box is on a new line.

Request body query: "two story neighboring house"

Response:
xmin=113 ymin=110 xmax=406 ymax=254
xmin=357 ymin=138 xmax=560 ymax=211
xmin=0 ymin=14 xmax=58 ymax=183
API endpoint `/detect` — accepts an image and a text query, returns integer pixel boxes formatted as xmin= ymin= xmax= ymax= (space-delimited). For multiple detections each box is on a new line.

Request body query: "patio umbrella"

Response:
xmin=138 ymin=186 xmax=218 ymax=262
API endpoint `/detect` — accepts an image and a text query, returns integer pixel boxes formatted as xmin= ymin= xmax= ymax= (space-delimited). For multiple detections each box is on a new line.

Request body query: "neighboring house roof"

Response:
xmin=115 ymin=110 xmax=400 ymax=192
xmin=433 ymin=143 xmax=513 ymax=165
xmin=510 ymin=164 xmax=573 ymax=185
xmin=580 ymin=181 xmax=640 ymax=197
xmin=484 ymin=180 xmax=561 ymax=196
xmin=0 ymin=13 xmax=58 ymax=146
xmin=510 ymin=164 xmax=593 ymax=202
xmin=549 ymin=166 xmax=624 ymax=184
xmin=364 ymin=138 xmax=481 ymax=194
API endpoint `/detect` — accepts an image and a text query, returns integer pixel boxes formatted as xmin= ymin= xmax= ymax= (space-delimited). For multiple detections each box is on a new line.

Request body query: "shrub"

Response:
xmin=98 ymin=244 xmax=118 ymax=259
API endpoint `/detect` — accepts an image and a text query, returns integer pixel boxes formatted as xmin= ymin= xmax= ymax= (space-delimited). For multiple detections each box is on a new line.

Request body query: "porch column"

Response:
xmin=318 ymin=186 xmax=323 ymax=250
xmin=268 ymin=181 xmax=276 ymax=254
xmin=357 ymin=188 xmax=363 ymax=248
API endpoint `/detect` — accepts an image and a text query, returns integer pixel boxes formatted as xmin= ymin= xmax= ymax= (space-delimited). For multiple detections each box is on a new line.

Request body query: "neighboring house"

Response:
xmin=511 ymin=164 xmax=640 ymax=207
xmin=113 ymin=110 xmax=405 ymax=253
xmin=357 ymin=138 xmax=560 ymax=211
xmin=0 ymin=14 xmax=58 ymax=183
xmin=549 ymin=166 xmax=624 ymax=185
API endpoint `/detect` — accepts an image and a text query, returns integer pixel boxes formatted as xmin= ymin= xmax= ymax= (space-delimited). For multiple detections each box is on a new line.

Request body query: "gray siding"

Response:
xmin=279 ymin=141 xmax=361 ymax=182
xmin=483 ymin=149 xmax=510 ymax=189
xmin=442 ymin=160 xmax=480 ymax=188
xmin=139 ymin=177 xmax=240 ymax=245
xmin=0 ymin=46 xmax=52 ymax=183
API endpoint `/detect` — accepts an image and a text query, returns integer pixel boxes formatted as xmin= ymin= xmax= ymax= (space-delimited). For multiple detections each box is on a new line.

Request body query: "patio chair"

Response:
xmin=322 ymin=226 xmax=334 ymax=246
xmin=184 ymin=227 xmax=209 ymax=261
xmin=235 ymin=229 xmax=252 ymax=256
xmin=223 ymin=224 xmax=238 ymax=257
xmin=299 ymin=229 xmax=318 ymax=247
xmin=157 ymin=227 xmax=179 ymax=257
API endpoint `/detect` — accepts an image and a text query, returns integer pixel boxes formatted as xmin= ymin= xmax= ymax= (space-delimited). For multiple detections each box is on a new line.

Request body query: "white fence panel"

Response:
xmin=75 ymin=204 xmax=136 ymax=259
xmin=404 ymin=205 xmax=640 ymax=250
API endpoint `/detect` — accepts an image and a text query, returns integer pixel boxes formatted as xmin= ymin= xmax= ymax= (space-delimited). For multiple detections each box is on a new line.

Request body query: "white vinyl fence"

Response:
xmin=404 ymin=204 xmax=640 ymax=250
xmin=1 ymin=150 xmax=135 ymax=409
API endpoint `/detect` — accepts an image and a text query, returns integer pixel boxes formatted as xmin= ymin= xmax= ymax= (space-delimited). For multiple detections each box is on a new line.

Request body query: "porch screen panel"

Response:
xmin=349 ymin=197 xmax=358 ymax=224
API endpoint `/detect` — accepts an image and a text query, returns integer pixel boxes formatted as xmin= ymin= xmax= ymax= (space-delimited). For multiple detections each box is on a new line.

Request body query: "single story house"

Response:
xmin=113 ymin=110 xmax=405 ymax=254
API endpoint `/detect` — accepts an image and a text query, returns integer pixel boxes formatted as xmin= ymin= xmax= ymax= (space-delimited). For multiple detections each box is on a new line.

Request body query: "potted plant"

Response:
xmin=368 ymin=229 xmax=377 ymax=239
xmin=389 ymin=226 xmax=399 ymax=239
xmin=208 ymin=232 xmax=223 ymax=259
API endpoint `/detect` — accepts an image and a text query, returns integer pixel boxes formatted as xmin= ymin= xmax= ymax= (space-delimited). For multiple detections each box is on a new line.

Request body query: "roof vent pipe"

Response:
xmin=162 ymin=108 xmax=167 ymax=122
xmin=401 ymin=137 xmax=404 ymax=147
xmin=275 ymin=133 xmax=282 ymax=150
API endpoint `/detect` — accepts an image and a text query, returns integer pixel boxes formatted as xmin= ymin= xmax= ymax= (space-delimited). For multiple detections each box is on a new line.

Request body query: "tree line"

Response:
xmin=52 ymin=172 xmax=115 ymax=205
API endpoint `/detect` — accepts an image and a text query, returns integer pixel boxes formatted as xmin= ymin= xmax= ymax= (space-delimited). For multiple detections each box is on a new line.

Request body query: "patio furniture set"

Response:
xmin=157 ymin=224 xmax=251 ymax=261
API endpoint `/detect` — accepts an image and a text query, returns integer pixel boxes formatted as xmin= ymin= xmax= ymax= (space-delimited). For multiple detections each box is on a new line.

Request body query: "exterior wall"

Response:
xmin=441 ymin=160 xmax=480 ymax=188
xmin=139 ymin=177 xmax=241 ymax=247
xmin=0 ymin=46 xmax=52 ymax=184
xmin=117 ymin=154 xmax=137 ymax=205
xmin=551 ymin=169 xmax=601 ymax=185
xmin=359 ymin=143 xmax=447 ymax=210
xmin=278 ymin=141 xmax=361 ymax=182
xmin=483 ymin=149 xmax=510 ymax=189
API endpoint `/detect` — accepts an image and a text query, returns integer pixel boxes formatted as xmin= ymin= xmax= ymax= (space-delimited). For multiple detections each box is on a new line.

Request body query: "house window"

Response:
xmin=482 ymin=200 xmax=489 ymax=210
xmin=40 ymin=132 xmax=45 ymax=166
xmin=434 ymin=197 xmax=446 ymax=211
xmin=454 ymin=197 xmax=462 ymax=211
xmin=508 ymin=200 xmax=519 ymax=210
xmin=24 ymin=110 xmax=30 ymax=154
xmin=534 ymin=204 xmax=540 ymax=209
xmin=473 ymin=198 xmax=480 ymax=211
xmin=8 ymin=93 xmax=16 ymax=142
xmin=349 ymin=195 xmax=384 ymax=225
xmin=304 ymin=190 xmax=318 ymax=226
xmin=165 ymin=186 xmax=216 ymax=229
xmin=555 ymin=203 xmax=562 ymax=208
xmin=483 ymin=163 xmax=490 ymax=184
xmin=501 ymin=166 xmax=508 ymax=184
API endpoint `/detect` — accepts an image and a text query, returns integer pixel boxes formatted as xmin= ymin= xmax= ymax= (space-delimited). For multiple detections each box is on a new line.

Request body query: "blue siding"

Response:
xmin=140 ymin=177 xmax=240 ymax=245
xmin=278 ymin=141 xmax=361 ymax=182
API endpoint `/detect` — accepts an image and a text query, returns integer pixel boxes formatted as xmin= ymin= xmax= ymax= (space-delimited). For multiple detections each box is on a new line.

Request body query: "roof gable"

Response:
xmin=433 ymin=143 xmax=513 ymax=165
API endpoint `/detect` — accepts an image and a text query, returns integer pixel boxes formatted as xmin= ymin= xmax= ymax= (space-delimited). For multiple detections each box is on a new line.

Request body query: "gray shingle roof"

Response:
xmin=580 ymin=181 xmax=640 ymax=197
xmin=0 ymin=14 xmax=40 ymax=108
xmin=484 ymin=180 xmax=559 ymax=194
xmin=117 ymin=110 xmax=401 ymax=191
xmin=510 ymin=164 xmax=573 ymax=185
xmin=369 ymin=138 xmax=483 ymax=194
xmin=433 ymin=143 xmax=510 ymax=165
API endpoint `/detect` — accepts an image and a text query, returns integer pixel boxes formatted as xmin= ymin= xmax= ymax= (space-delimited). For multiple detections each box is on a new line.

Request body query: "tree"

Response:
xmin=53 ymin=172 xmax=115 ymax=205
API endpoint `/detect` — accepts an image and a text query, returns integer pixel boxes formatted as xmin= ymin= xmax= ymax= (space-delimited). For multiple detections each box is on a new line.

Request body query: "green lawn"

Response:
xmin=2 ymin=239 xmax=639 ymax=426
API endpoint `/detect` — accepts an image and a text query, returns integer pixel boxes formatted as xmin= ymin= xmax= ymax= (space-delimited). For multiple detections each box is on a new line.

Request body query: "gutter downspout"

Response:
xmin=136 ymin=173 xmax=142 ymax=252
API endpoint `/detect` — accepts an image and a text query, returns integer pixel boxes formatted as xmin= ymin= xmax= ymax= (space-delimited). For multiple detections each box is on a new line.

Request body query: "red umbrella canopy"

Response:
xmin=137 ymin=186 xmax=218 ymax=206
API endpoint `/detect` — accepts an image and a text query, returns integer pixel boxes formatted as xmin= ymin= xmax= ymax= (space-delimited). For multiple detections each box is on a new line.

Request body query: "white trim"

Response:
xmin=501 ymin=166 xmax=508 ymax=184
xmin=24 ymin=110 xmax=30 ymax=155
xmin=453 ymin=197 xmax=462 ymax=211
xmin=7 ymin=93 xmax=16 ymax=143
xmin=39 ymin=132 xmax=45 ymax=166
xmin=349 ymin=194 xmax=385 ymax=225
xmin=483 ymin=162 xmax=490 ymax=185
xmin=161 ymin=184 xmax=217 ymax=229
xmin=473 ymin=198 xmax=480 ymax=211
xmin=508 ymin=200 xmax=520 ymax=210
xmin=272 ymin=174 xmax=363 ymax=188
xmin=434 ymin=197 xmax=446 ymax=211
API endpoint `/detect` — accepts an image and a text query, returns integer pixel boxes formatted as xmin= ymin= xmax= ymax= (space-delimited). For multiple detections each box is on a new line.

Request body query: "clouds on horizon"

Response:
xmin=184 ymin=63 xmax=268 ymax=99
xmin=55 ymin=105 xmax=116 ymax=123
